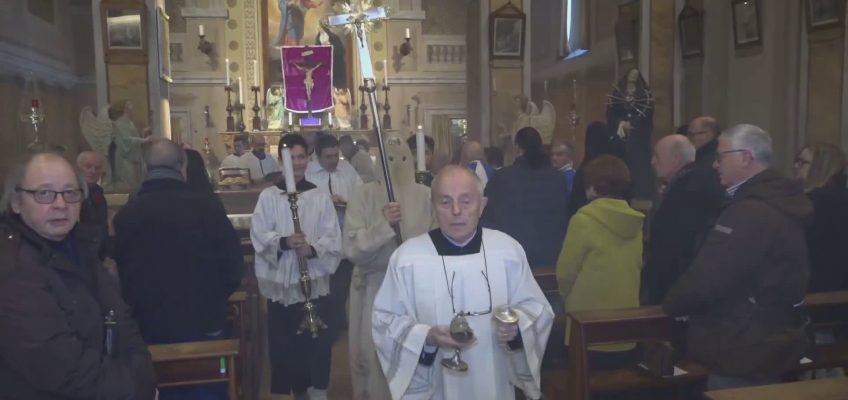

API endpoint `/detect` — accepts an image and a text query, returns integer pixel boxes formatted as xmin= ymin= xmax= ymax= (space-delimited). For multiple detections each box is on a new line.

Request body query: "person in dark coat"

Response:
xmin=113 ymin=139 xmax=243 ymax=345
xmin=664 ymin=124 xmax=812 ymax=390
xmin=642 ymin=135 xmax=725 ymax=305
xmin=77 ymin=151 xmax=111 ymax=260
xmin=0 ymin=152 xmax=155 ymax=400
xmin=567 ymin=121 xmax=627 ymax=220
xmin=687 ymin=115 xmax=721 ymax=167
xmin=482 ymin=127 xmax=569 ymax=268
xmin=794 ymin=143 xmax=848 ymax=293
xmin=184 ymin=147 xmax=215 ymax=194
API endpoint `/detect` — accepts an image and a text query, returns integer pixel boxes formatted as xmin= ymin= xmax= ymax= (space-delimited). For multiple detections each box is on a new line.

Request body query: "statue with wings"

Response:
xmin=79 ymin=104 xmax=114 ymax=186
xmin=80 ymin=101 xmax=147 ymax=191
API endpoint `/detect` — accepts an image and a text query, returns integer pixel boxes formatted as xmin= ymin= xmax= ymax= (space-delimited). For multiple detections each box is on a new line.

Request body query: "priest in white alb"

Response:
xmin=344 ymin=134 xmax=435 ymax=400
xmin=372 ymin=166 xmax=553 ymax=400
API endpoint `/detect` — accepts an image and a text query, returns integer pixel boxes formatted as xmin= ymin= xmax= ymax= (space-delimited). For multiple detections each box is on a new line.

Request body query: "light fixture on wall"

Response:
xmin=197 ymin=24 xmax=213 ymax=56
xmin=399 ymin=27 xmax=413 ymax=57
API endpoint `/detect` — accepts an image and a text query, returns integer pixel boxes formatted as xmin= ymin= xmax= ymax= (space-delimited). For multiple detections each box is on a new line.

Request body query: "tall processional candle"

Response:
xmin=415 ymin=125 xmax=426 ymax=172
xmin=225 ymin=58 xmax=230 ymax=85
xmin=238 ymin=77 xmax=244 ymax=104
xmin=383 ymin=59 xmax=388 ymax=85
xmin=282 ymin=146 xmax=297 ymax=192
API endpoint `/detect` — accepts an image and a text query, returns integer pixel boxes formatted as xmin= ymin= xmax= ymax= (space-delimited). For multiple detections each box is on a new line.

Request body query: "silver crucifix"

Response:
xmin=329 ymin=5 xmax=402 ymax=244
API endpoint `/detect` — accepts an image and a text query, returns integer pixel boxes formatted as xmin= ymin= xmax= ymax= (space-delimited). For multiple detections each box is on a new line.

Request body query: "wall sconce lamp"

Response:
xmin=399 ymin=27 xmax=413 ymax=57
xmin=197 ymin=24 xmax=213 ymax=56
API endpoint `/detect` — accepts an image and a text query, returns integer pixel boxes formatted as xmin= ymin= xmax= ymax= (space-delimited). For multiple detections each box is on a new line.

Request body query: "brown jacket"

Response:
xmin=663 ymin=169 xmax=812 ymax=377
xmin=0 ymin=215 xmax=156 ymax=399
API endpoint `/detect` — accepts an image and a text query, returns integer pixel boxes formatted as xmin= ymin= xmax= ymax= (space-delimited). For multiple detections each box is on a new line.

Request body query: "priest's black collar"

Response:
xmin=275 ymin=178 xmax=316 ymax=193
xmin=429 ymin=226 xmax=483 ymax=256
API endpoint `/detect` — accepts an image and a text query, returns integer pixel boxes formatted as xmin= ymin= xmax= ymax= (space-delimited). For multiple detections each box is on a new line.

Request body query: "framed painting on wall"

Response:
xmin=805 ymin=0 xmax=844 ymax=31
xmin=101 ymin=2 xmax=147 ymax=63
xmin=615 ymin=0 xmax=640 ymax=63
xmin=731 ymin=0 xmax=762 ymax=48
xmin=489 ymin=2 xmax=526 ymax=60
xmin=678 ymin=5 xmax=703 ymax=59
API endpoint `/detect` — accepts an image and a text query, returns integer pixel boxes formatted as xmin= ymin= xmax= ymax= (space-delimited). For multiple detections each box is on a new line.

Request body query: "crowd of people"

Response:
xmin=0 ymin=112 xmax=845 ymax=399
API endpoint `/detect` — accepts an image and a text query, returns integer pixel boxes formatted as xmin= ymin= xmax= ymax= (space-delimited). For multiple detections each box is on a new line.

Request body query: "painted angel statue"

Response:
xmin=79 ymin=105 xmax=114 ymax=186
xmin=266 ymin=86 xmax=285 ymax=130
xmin=513 ymin=96 xmax=557 ymax=144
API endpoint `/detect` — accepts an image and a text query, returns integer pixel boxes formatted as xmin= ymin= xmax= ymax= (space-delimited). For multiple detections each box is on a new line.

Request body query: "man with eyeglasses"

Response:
xmin=663 ymin=124 xmax=812 ymax=390
xmin=0 ymin=152 xmax=156 ymax=399
xmin=686 ymin=115 xmax=721 ymax=166
xmin=372 ymin=165 xmax=553 ymax=400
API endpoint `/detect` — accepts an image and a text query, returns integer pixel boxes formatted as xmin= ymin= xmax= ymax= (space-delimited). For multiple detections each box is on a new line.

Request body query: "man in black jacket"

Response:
xmin=642 ymin=134 xmax=725 ymax=305
xmin=77 ymin=151 xmax=111 ymax=259
xmin=663 ymin=124 xmax=812 ymax=390
xmin=0 ymin=152 xmax=155 ymax=400
xmin=687 ymin=115 xmax=720 ymax=167
xmin=113 ymin=139 xmax=243 ymax=344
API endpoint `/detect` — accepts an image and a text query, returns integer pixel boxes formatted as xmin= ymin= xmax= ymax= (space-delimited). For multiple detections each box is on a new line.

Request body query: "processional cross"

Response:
xmin=329 ymin=4 xmax=401 ymax=244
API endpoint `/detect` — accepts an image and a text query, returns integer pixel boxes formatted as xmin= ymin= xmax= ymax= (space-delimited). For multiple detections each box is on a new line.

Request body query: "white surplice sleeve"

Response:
xmin=251 ymin=189 xmax=286 ymax=264
xmin=306 ymin=192 xmax=343 ymax=278
xmin=372 ymin=250 xmax=435 ymax=400
xmin=504 ymin=242 xmax=554 ymax=399
xmin=343 ymin=185 xmax=396 ymax=269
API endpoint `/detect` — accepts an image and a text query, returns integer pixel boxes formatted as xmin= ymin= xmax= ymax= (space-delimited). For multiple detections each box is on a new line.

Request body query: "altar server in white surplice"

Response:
xmin=344 ymin=134 xmax=435 ymax=400
xmin=251 ymin=133 xmax=342 ymax=400
xmin=372 ymin=166 xmax=553 ymax=400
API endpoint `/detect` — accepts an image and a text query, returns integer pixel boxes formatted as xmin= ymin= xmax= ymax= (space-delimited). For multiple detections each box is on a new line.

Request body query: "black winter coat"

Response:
xmin=663 ymin=169 xmax=813 ymax=378
xmin=0 ymin=216 xmax=155 ymax=399
xmin=113 ymin=178 xmax=243 ymax=343
xmin=805 ymin=182 xmax=848 ymax=292
xmin=642 ymin=162 xmax=725 ymax=305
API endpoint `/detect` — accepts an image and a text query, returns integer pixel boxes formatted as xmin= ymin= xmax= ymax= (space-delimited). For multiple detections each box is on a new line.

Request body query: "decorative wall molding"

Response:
xmin=243 ymin=0 xmax=259 ymax=88
xmin=0 ymin=41 xmax=81 ymax=88
xmin=170 ymin=76 xmax=228 ymax=85
xmin=389 ymin=76 xmax=466 ymax=84
xmin=388 ymin=10 xmax=426 ymax=21
xmin=181 ymin=7 xmax=228 ymax=19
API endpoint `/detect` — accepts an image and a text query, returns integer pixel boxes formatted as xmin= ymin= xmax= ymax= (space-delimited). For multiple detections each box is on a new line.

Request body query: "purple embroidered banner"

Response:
xmin=281 ymin=45 xmax=333 ymax=114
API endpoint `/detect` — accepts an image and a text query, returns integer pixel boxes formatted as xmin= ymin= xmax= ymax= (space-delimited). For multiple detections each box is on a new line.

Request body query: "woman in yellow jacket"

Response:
xmin=556 ymin=155 xmax=645 ymax=370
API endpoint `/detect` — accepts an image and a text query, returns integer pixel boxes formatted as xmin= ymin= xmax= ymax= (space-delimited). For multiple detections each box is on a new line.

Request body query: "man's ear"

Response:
xmin=10 ymin=193 xmax=21 ymax=214
xmin=479 ymin=196 xmax=489 ymax=214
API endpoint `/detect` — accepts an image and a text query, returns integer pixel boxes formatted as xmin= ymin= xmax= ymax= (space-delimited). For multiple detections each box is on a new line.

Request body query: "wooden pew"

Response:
xmin=787 ymin=290 xmax=848 ymax=374
xmin=149 ymin=339 xmax=240 ymax=399
xmin=566 ymin=306 xmax=708 ymax=400
xmin=704 ymin=377 xmax=848 ymax=400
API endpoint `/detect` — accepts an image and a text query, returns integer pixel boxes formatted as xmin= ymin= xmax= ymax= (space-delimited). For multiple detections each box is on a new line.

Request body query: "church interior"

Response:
xmin=1 ymin=0 xmax=848 ymax=399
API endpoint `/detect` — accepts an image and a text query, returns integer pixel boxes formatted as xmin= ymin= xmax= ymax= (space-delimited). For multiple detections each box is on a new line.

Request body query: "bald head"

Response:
xmin=460 ymin=141 xmax=485 ymax=165
xmin=431 ymin=165 xmax=488 ymax=243
xmin=687 ymin=116 xmax=720 ymax=149
xmin=142 ymin=138 xmax=185 ymax=174
xmin=76 ymin=151 xmax=105 ymax=184
xmin=652 ymin=134 xmax=696 ymax=181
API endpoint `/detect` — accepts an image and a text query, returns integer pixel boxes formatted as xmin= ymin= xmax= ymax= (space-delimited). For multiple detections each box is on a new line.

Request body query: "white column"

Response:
xmin=91 ymin=0 xmax=108 ymax=109
xmin=480 ymin=0 xmax=491 ymax=147
xmin=639 ymin=0 xmax=651 ymax=83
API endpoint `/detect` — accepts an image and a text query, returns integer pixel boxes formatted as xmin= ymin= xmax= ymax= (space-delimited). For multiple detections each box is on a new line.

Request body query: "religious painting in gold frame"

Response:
xmin=262 ymin=0 xmax=356 ymax=88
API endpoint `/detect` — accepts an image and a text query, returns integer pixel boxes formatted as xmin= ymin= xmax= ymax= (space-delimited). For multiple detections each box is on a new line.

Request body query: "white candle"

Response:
xmin=238 ymin=77 xmax=244 ymax=104
xmin=281 ymin=147 xmax=297 ymax=192
xmin=288 ymin=112 xmax=293 ymax=126
xmin=415 ymin=125 xmax=426 ymax=172
xmin=405 ymin=28 xmax=410 ymax=39
xmin=329 ymin=112 xmax=334 ymax=127
xmin=198 ymin=24 xmax=204 ymax=36
xmin=225 ymin=58 xmax=230 ymax=86
xmin=383 ymin=59 xmax=388 ymax=85
xmin=253 ymin=60 xmax=259 ymax=87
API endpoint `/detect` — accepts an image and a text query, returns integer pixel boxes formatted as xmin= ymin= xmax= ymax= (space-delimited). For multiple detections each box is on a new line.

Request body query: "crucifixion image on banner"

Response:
xmin=281 ymin=45 xmax=333 ymax=114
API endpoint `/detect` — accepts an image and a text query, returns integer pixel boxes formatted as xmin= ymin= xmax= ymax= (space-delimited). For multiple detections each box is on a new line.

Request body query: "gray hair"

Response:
xmin=1 ymin=152 xmax=88 ymax=214
xmin=719 ymin=124 xmax=773 ymax=166
xmin=142 ymin=138 xmax=186 ymax=173
xmin=76 ymin=151 xmax=104 ymax=168
xmin=431 ymin=165 xmax=484 ymax=200
xmin=669 ymin=135 xmax=696 ymax=163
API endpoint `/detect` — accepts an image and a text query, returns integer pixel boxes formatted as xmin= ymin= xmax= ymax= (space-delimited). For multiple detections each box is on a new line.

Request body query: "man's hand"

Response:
xmin=286 ymin=232 xmax=307 ymax=249
xmin=295 ymin=244 xmax=314 ymax=258
xmin=425 ymin=326 xmax=475 ymax=350
xmin=494 ymin=319 xmax=519 ymax=345
xmin=331 ymin=194 xmax=347 ymax=208
xmin=383 ymin=202 xmax=402 ymax=224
